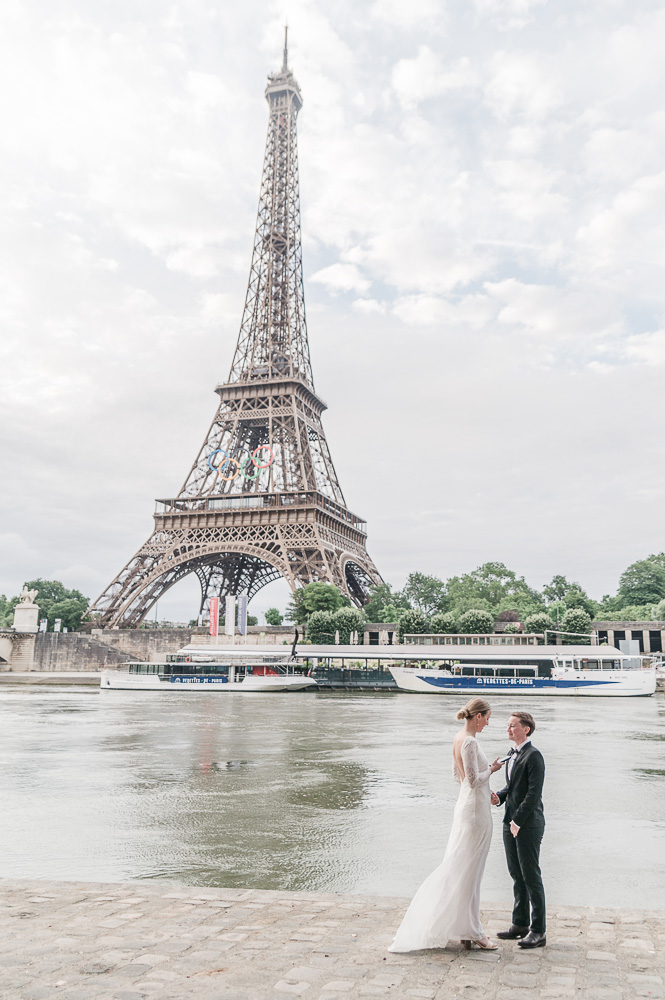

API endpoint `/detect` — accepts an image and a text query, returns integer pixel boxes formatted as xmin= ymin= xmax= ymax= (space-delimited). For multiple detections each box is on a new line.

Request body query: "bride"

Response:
xmin=388 ymin=697 xmax=503 ymax=952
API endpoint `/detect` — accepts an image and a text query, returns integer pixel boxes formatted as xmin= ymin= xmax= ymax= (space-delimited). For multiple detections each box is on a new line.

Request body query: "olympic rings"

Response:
xmin=207 ymin=445 xmax=275 ymax=482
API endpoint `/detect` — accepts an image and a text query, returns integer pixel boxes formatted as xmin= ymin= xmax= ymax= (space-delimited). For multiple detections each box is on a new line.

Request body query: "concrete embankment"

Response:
xmin=0 ymin=671 xmax=101 ymax=685
xmin=1 ymin=878 xmax=662 ymax=1000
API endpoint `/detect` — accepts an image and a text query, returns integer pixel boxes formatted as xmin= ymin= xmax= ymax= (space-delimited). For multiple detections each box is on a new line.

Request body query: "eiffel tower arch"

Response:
xmin=88 ymin=33 xmax=382 ymax=628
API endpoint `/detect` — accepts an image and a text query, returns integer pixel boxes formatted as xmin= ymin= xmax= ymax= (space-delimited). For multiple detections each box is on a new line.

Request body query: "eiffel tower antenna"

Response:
xmin=87 ymin=37 xmax=382 ymax=628
xmin=282 ymin=23 xmax=288 ymax=71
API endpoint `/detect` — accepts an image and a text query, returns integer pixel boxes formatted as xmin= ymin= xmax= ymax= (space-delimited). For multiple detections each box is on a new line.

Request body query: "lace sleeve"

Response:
xmin=461 ymin=737 xmax=491 ymax=788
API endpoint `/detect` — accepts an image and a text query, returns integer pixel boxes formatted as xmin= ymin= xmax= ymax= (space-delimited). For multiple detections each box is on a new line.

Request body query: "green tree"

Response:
xmin=458 ymin=609 xmax=495 ymax=634
xmin=596 ymin=604 xmax=656 ymax=621
xmin=653 ymin=598 xmax=665 ymax=620
xmin=285 ymin=582 xmax=348 ymax=625
xmin=306 ymin=610 xmax=335 ymax=644
xmin=561 ymin=583 xmax=597 ymax=618
xmin=397 ymin=609 xmax=430 ymax=643
xmin=542 ymin=575 xmax=571 ymax=603
xmin=265 ymin=608 xmax=283 ymax=626
xmin=0 ymin=594 xmax=16 ymax=627
xmin=401 ymin=573 xmax=447 ymax=617
xmin=618 ymin=558 xmax=665 ymax=606
xmin=560 ymin=608 xmax=592 ymax=644
xmin=446 ymin=562 xmax=541 ymax=619
xmin=376 ymin=602 xmax=408 ymax=623
xmin=19 ymin=579 xmax=89 ymax=632
xmin=524 ymin=612 xmax=555 ymax=643
xmin=332 ymin=607 xmax=365 ymax=644
xmin=48 ymin=599 xmax=88 ymax=632
xmin=363 ymin=583 xmax=410 ymax=622
xmin=430 ymin=611 xmax=457 ymax=633
xmin=503 ymin=622 xmax=520 ymax=634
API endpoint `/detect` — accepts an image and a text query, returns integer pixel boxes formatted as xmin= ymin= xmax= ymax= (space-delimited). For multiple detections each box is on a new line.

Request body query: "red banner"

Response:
xmin=209 ymin=597 xmax=219 ymax=637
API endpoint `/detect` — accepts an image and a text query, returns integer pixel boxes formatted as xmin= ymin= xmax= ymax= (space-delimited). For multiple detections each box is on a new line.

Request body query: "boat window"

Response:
xmin=579 ymin=659 xmax=599 ymax=669
xmin=498 ymin=668 xmax=516 ymax=677
xmin=461 ymin=666 xmax=476 ymax=676
xmin=478 ymin=666 xmax=494 ymax=676
xmin=517 ymin=668 xmax=536 ymax=677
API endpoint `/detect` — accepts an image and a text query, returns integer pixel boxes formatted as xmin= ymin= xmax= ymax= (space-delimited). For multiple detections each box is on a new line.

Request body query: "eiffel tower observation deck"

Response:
xmin=88 ymin=32 xmax=382 ymax=628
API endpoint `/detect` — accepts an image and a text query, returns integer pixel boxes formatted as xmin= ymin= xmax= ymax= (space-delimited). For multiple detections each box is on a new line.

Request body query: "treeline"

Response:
xmin=285 ymin=555 xmax=665 ymax=644
xmin=3 ymin=552 xmax=665 ymax=637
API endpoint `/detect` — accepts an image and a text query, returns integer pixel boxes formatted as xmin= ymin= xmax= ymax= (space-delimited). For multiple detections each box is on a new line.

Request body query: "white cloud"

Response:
xmin=484 ymin=51 xmax=563 ymax=121
xmin=370 ymin=0 xmax=444 ymax=30
xmin=472 ymin=0 xmax=547 ymax=31
xmin=311 ymin=262 xmax=370 ymax=294
xmin=392 ymin=49 xmax=477 ymax=108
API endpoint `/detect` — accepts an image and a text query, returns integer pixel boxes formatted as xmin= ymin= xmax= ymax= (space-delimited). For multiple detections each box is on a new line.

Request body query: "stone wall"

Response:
xmin=32 ymin=633 xmax=129 ymax=672
xmin=89 ymin=628 xmax=204 ymax=663
xmin=1 ymin=626 xmax=299 ymax=672
xmin=0 ymin=631 xmax=37 ymax=670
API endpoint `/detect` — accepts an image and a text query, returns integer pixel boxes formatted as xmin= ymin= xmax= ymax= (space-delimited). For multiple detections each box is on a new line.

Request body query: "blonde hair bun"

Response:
xmin=456 ymin=697 xmax=491 ymax=721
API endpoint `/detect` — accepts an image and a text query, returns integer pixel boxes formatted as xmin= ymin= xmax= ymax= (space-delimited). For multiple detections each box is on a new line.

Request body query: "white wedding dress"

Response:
xmin=388 ymin=734 xmax=493 ymax=951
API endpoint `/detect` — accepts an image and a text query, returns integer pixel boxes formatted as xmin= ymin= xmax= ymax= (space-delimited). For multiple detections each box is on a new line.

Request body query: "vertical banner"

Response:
xmin=39 ymin=619 xmax=48 ymax=632
xmin=225 ymin=596 xmax=236 ymax=636
xmin=237 ymin=594 xmax=248 ymax=636
xmin=209 ymin=597 xmax=219 ymax=637
xmin=53 ymin=619 xmax=62 ymax=633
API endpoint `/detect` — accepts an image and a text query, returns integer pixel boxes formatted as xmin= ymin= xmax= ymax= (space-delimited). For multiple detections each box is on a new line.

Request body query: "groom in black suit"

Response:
xmin=492 ymin=711 xmax=546 ymax=948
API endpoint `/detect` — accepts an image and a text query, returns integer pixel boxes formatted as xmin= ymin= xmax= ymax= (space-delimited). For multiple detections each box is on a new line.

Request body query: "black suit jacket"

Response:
xmin=497 ymin=743 xmax=545 ymax=829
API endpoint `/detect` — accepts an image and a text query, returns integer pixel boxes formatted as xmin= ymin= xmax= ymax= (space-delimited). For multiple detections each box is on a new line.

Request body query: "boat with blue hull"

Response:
xmin=388 ymin=644 xmax=656 ymax=697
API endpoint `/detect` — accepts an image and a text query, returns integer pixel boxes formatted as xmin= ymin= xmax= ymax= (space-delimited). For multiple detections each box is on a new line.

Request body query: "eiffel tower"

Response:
xmin=88 ymin=32 xmax=382 ymax=628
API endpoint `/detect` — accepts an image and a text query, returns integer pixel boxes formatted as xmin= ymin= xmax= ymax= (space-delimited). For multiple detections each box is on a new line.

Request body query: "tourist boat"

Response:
xmin=101 ymin=645 xmax=317 ymax=692
xmin=388 ymin=644 xmax=657 ymax=697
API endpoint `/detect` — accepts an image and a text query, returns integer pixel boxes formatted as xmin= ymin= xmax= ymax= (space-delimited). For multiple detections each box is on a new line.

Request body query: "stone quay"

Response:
xmin=1 ymin=878 xmax=663 ymax=1000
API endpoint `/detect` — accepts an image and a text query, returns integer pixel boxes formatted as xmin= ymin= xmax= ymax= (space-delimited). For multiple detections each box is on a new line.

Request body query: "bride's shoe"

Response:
xmin=461 ymin=937 xmax=498 ymax=951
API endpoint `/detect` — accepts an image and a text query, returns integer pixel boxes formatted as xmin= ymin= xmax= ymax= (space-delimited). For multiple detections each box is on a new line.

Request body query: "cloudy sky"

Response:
xmin=2 ymin=0 xmax=665 ymax=622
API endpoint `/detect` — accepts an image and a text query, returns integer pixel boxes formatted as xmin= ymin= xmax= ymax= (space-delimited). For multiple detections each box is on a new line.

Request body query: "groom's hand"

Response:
xmin=491 ymin=791 xmax=500 ymax=806
xmin=510 ymin=820 xmax=520 ymax=838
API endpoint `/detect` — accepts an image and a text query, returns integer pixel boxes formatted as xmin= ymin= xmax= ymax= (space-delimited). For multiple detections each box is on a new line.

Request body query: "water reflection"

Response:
xmin=0 ymin=687 xmax=663 ymax=906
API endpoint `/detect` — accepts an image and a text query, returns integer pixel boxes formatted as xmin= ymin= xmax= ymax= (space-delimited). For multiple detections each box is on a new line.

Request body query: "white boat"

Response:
xmin=101 ymin=644 xmax=317 ymax=692
xmin=388 ymin=644 xmax=657 ymax=697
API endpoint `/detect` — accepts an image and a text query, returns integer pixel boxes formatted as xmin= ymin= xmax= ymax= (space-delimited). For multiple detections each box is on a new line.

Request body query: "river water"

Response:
xmin=1 ymin=686 xmax=663 ymax=909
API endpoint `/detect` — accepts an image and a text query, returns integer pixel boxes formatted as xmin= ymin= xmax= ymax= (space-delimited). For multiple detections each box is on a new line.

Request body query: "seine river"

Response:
xmin=1 ymin=686 xmax=663 ymax=909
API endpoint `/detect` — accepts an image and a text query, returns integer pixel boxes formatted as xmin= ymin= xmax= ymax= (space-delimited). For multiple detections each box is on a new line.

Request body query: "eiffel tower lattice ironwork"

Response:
xmin=88 ymin=33 xmax=382 ymax=628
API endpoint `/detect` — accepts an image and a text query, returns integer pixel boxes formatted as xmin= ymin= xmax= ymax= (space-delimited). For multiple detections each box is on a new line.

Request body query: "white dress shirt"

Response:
xmin=506 ymin=737 xmax=531 ymax=781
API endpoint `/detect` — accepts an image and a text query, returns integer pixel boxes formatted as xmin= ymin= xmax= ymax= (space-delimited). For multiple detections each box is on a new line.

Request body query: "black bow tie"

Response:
xmin=507 ymin=747 xmax=519 ymax=757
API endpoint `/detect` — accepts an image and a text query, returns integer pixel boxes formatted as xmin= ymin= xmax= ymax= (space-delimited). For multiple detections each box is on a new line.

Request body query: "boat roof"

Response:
xmin=177 ymin=642 xmax=628 ymax=661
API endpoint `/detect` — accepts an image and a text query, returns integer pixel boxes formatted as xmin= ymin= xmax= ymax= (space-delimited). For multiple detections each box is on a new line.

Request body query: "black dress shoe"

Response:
xmin=496 ymin=924 xmax=529 ymax=940
xmin=518 ymin=931 xmax=546 ymax=948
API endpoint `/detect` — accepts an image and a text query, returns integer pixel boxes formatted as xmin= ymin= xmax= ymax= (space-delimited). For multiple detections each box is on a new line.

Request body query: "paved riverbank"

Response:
xmin=1 ymin=879 xmax=663 ymax=1000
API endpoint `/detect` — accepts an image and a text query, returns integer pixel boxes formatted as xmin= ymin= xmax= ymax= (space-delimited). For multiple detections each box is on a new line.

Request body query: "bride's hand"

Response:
xmin=490 ymin=757 xmax=503 ymax=773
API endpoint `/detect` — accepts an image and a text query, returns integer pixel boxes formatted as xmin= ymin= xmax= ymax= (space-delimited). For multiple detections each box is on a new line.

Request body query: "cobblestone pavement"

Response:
xmin=1 ymin=878 xmax=663 ymax=1000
